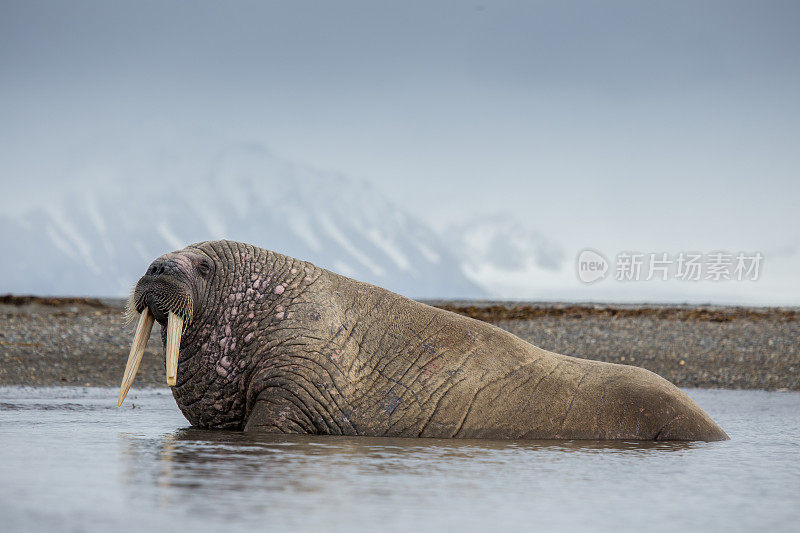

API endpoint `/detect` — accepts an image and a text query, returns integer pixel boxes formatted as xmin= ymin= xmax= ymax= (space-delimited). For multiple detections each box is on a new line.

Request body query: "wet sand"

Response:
xmin=0 ymin=295 xmax=797 ymax=390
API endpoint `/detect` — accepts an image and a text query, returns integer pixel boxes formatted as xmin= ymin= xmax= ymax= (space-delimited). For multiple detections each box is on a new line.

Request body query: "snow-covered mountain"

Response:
xmin=443 ymin=215 xmax=566 ymax=296
xmin=446 ymin=215 xmax=564 ymax=273
xmin=0 ymin=145 xmax=485 ymax=298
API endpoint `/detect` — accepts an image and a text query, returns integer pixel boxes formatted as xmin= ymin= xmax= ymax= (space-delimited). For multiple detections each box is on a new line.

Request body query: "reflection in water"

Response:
xmin=117 ymin=426 xmax=702 ymax=522
xmin=2 ymin=388 xmax=799 ymax=532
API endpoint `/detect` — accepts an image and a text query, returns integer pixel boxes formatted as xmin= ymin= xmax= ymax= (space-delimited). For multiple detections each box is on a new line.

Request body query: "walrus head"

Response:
xmin=119 ymin=248 xmax=215 ymax=404
xmin=118 ymin=240 xmax=313 ymax=429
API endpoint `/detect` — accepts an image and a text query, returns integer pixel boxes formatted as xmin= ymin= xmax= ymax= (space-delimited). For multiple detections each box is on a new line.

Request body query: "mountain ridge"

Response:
xmin=0 ymin=146 xmax=490 ymax=298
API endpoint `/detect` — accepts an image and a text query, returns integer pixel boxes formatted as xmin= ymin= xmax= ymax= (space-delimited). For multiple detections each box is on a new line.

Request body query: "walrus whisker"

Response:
xmin=118 ymin=308 xmax=155 ymax=406
xmin=123 ymin=289 xmax=142 ymax=326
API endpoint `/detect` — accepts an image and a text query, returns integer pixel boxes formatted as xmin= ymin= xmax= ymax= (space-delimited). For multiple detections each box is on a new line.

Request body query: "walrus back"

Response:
xmin=296 ymin=268 xmax=727 ymax=441
xmin=124 ymin=240 xmax=726 ymax=440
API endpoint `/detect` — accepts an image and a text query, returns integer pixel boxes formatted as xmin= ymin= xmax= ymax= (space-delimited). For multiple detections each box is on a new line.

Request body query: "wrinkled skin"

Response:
xmin=131 ymin=240 xmax=728 ymax=441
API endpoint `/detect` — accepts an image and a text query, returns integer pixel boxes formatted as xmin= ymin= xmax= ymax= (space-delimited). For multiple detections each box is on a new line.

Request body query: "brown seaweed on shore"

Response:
xmin=0 ymin=294 xmax=106 ymax=308
xmin=434 ymin=303 xmax=799 ymax=323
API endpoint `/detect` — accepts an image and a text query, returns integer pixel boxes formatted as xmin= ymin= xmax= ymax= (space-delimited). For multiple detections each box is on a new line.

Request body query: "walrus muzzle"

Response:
xmin=119 ymin=254 xmax=196 ymax=405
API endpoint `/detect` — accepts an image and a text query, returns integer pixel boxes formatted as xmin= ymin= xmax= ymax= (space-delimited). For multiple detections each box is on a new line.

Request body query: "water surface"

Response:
xmin=0 ymin=387 xmax=798 ymax=532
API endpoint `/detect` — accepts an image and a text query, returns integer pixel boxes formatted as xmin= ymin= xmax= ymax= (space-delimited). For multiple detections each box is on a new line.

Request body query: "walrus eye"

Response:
xmin=197 ymin=260 xmax=211 ymax=277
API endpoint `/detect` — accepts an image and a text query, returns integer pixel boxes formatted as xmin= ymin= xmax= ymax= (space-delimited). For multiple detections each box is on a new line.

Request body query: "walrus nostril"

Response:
xmin=147 ymin=259 xmax=177 ymax=277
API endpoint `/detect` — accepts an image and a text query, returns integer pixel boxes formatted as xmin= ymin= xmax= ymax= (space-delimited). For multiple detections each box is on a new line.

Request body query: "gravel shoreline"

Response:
xmin=1 ymin=295 xmax=797 ymax=390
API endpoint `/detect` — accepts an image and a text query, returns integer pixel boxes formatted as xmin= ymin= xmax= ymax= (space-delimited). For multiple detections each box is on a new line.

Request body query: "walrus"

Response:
xmin=118 ymin=240 xmax=728 ymax=441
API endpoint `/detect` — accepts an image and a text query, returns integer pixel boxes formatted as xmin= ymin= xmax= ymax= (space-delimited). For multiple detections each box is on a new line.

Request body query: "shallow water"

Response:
xmin=0 ymin=388 xmax=798 ymax=532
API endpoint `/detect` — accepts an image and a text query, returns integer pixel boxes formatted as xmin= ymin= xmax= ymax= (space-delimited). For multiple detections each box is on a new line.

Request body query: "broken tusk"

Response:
xmin=165 ymin=311 xmax=184 ymax=387
xmin=118 ymin=308 xmax=155 ymax=406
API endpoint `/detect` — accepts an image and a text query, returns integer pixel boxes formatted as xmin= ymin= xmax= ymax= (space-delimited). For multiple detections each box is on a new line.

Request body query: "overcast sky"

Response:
xmin=2 ymin=1 xmax=798 ymax=296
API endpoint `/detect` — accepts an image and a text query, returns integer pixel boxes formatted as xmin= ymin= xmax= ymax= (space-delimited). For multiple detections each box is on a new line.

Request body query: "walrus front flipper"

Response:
xmin=244 ymin=389 xmax=317 ymax=434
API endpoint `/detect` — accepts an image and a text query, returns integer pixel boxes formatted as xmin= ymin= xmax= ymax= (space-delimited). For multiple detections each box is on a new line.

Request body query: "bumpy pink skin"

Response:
xmin=155 ymin=241 xmax=320 ymax=429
